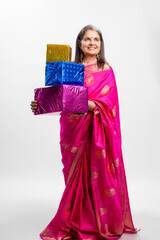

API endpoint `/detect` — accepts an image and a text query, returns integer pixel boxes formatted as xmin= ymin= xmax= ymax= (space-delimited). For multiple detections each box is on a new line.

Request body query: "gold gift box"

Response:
xmin=46 ymin=44 xmax=72 ymax=62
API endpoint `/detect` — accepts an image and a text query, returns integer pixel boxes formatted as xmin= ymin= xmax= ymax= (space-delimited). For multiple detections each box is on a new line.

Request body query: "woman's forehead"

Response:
xmin=83 ymin=30 xmax=100 ymax=38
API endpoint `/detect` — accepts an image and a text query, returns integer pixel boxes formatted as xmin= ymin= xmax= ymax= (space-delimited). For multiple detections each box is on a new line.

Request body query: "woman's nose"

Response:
xmin=90 ymin=38 xmax=94 ymax=44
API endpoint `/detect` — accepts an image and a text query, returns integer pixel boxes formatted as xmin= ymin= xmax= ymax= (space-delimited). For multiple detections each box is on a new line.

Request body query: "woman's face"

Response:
xmin=80 ymin=30 xmax=101 ymax=58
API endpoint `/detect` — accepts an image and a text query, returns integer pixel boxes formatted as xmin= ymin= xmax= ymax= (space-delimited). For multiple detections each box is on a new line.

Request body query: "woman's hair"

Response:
xmin=74 ymin=25 xmax=106 ymax=68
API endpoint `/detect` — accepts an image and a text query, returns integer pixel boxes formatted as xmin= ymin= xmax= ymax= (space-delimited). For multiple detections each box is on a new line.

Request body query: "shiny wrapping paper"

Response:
xmin=34 ymin=85 xmax=88 ymax=115
xmin=45 ymin=61 xmax=85 ymax=86
xmin=46 ymin=44 xmax=72 ymax=62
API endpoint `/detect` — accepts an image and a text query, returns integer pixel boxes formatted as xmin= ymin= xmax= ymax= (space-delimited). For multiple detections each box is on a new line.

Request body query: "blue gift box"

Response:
xmin=45 ymin=61 xmax=84 ymax=86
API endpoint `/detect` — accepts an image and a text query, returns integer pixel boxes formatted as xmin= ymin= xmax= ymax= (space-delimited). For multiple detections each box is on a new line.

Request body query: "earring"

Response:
xmin=80 ymin=51 xmax=83 ymax=62
xmin=96 ymin=53 xmax=100 ymax=61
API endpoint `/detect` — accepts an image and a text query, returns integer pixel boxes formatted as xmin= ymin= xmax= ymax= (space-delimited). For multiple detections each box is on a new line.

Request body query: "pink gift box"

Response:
xmin=34 ymin=85 xmax=88 ymax=115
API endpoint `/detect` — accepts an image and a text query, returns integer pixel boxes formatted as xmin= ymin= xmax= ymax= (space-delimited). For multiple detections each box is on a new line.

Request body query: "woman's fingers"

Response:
xmin=30 ymin=101 xmax=38 ymax=112
xmin=30 ymin=101 xmax=37 ymax=105
xmin=31 ymin=106 xmax=37 ymax=110
xmin=30 ymin=103 xmax=38 ymax=107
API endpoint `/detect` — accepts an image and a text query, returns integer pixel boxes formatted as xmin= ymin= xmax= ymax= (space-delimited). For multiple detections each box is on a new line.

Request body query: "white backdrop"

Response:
xmin=0 ymin=0 xmax=160 ymax=239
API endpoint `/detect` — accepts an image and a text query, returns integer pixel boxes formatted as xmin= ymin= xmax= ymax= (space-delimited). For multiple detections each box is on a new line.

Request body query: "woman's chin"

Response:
xmin=84 ymin=52 xmax=98 ymax=58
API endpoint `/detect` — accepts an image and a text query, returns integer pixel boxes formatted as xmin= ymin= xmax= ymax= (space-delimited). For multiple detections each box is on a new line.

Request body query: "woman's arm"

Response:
xmin=31 ymin=100 xmax=96 ymax=113
xmin=88 ymin=100 xmax=96 ymax=111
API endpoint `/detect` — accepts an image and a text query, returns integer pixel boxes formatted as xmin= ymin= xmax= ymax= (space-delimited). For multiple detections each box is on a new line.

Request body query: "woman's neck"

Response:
xmin=81 ymin=56 xmax=97 ymax=66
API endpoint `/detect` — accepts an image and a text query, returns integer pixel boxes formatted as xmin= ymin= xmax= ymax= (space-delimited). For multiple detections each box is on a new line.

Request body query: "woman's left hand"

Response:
xmin=88 ymin=100 xmax=96 ymax=111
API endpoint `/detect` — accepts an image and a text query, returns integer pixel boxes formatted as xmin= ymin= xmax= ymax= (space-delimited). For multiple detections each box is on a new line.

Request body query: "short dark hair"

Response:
xmin=74 ymin=25 xmax=106 ymax=68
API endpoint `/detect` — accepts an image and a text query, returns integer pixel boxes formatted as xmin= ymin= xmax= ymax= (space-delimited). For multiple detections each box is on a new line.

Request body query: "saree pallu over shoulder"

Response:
xmin=40 ymin=64 xmax=138 ymax=240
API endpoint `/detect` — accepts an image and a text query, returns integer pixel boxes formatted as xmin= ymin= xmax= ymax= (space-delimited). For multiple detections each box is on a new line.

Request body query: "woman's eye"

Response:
xmin=84 ymin=37 xmax=100 ymax=41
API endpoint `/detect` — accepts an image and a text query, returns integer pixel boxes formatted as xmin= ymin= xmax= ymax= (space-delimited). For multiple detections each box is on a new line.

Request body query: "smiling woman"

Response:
xmin=30 ymin=25 xmax=138 ymax=240
xmin=79 ymin=30 xmax=101 ymax=64
xmin=74 ymin=25 xmax=106 ymax=69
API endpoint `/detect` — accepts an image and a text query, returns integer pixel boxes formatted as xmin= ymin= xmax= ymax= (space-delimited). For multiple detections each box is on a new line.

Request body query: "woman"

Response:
xmin=31 ymin=25 xmax=138 ymax=240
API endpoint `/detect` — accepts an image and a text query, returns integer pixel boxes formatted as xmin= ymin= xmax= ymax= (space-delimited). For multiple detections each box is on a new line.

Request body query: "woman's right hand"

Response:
xmin=30 ymin=101 xmax=38 ymax=113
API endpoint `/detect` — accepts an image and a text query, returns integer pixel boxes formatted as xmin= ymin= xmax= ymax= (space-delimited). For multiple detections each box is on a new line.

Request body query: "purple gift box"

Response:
xmin=34 ymin=85 xmax=88 ymax=115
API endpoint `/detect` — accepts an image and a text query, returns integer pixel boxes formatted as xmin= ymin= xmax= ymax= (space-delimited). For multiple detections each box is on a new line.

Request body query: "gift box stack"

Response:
xmin=34 ymin=44 xmax=88 ymax=115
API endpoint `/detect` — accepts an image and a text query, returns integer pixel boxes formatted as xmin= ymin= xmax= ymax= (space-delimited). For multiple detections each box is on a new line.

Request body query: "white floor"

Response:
xmin=1 ymin=177 xmax=160 ymax=240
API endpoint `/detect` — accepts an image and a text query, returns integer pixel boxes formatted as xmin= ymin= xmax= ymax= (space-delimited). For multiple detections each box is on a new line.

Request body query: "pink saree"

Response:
xmin=40 ymin=64 xmax=138 ymax=240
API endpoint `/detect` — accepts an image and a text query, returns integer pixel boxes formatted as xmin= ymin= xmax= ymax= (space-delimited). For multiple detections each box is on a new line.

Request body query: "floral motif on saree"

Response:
xmin=85 ymin=73 xmax=94 ymax=85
